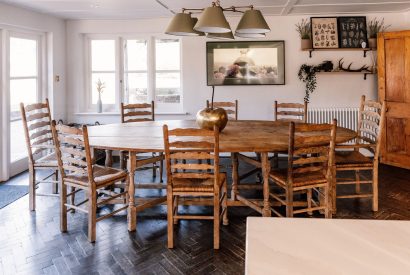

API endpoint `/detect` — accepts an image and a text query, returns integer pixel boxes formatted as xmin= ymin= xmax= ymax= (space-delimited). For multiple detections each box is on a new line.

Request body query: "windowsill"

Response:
xmin=74 ymin=112 xmax=190 ymax=116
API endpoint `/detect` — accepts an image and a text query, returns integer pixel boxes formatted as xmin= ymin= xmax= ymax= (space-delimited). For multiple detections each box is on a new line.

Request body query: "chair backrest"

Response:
xmin=121 ymin=101 xmax=155 ymax=123
xmin=286 ymin=120 xmax=337 ymax=186
xmin=51 ymin=121 xmax=94 ymax=183
xmin=207 ymin=100 xmax=238 ymax=120
xmin=357 ymin=95 xmax=386 ymax=159
xmin=163 ymin=125 xmax=220 ymax=186
xmin=20 ymin=99 xmax=54 ymax=165
xmin=274 ymin=101 xmax=308 ymax=123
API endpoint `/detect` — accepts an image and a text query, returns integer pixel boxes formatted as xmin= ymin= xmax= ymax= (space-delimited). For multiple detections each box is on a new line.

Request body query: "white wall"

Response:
xmin=66 ymin=13 xmax=410 ymax=124
xmin=0 ymin=2 xmax=66 ymax=121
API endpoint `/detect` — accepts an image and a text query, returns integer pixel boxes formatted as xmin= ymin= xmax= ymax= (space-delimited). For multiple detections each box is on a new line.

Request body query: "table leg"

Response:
xmin=105 ymin=150 xmax=113 ymax=167
xmin=261 ymin=152 xmax=271 ymax=217
xmin=231 ymin=152 xmax=239 ymax=201
xmin=127 ymin=152 xmax=137 ymax=231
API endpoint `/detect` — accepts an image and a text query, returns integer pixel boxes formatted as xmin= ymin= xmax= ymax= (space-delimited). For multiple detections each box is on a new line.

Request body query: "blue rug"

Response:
xmin=0 ymin=185 xmax=28 ymax=209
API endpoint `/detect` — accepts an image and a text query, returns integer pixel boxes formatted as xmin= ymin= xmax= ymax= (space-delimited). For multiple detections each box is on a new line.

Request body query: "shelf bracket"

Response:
xmin=363 ymin=50 xmax=368 ymax=58
xmin=364 ymin=73 xmax=367 ymax=80
xmin=309 ymin=49 xmax=313 ymax=58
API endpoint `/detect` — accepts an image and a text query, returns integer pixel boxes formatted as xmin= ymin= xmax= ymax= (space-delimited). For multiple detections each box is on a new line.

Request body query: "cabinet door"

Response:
xmin=378 ymin=33 xmax=410 ymax=169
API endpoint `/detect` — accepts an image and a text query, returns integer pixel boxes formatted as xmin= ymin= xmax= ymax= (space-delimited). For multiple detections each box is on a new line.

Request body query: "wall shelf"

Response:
xmin=303 ymin=48 xmax=376 ymax=58
xmin=316 ymin=71 xmax=375 ymax=80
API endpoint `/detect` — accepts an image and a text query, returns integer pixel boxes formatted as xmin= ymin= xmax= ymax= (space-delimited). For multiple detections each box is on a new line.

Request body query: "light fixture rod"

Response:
xmin=182 ymin=5 xmax=253 ymax=14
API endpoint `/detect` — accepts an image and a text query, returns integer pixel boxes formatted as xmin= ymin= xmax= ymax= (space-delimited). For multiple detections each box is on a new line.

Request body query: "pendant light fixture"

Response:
xmin=164 ymin=1 xmax=270 ymax=40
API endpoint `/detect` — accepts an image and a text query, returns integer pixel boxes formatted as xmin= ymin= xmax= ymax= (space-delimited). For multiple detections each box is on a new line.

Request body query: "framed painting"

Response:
xmin=206 ymin=41 xmax=285 ymax=86
xmin=338 ymin=16 xmax=368 ymax=48
xmin=311 ymin=17 xmax=339 ymax=49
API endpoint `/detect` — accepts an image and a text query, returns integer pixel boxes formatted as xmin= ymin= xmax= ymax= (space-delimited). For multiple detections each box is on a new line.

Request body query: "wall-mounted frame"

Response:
xmin=338 ymin=16 xmax=368 ymax=48
xmin=311 ymin=17 xmax=339 ymax=49
xmin=206 ymin=41 xmax=285 ymax=86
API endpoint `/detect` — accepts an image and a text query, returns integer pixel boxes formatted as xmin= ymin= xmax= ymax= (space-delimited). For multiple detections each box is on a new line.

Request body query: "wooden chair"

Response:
xmin=269 ymin=120 xmax=337 ymax=218
xmin=274 ymin=101 xmax=308 ymax=123
xmin=51 ymin=121 xmax=129 ymax=242
xmin=163 ymin=125 xmax=228 ymax=249
xmin=334 ymin=96 xmax=386 ymax=212
xmin=120 ymin=101 xmax=163 ymax=182
xmin=206 ymin=100 xmax=238 ymax=120
xmin=20 ymin=99 xmax=59 ymax=211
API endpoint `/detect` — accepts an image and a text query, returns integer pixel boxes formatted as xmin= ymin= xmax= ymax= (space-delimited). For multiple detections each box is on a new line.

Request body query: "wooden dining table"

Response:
xmin=88 ymin=120 xmax=356 ymax=231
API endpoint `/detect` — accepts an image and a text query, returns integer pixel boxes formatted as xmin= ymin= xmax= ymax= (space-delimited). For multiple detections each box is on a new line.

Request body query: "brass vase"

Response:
xmin=196 ymin=107 xmax=228 ymax=131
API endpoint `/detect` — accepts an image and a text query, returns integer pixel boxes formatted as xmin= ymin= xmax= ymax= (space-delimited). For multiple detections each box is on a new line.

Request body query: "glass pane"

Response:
xmin=10 ymin=37 xmax=37 ymax=77
xmin=155 ymin=72 xmax=180 ymax=104
xmin=10 ymin=120 xmax=27 ymax=162
xmin=125 ymin=73 xmax=148 ymax=103
xmin=125 ymin=40 xmax=147 ymax=71
xmin=155 ymin=39 xmax=180 ymax=70
xmin=91 ymin=40 xmax=115 ymax=71
xmin=10 ymin=78 xmax=37 ymax=120
xmin=91 ymin=73 xmax=115 ymax=104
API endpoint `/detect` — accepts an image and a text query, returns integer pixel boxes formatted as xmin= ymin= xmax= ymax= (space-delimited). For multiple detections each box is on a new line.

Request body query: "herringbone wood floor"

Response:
xmin=1 ymin=158 xmax=410 ymax=275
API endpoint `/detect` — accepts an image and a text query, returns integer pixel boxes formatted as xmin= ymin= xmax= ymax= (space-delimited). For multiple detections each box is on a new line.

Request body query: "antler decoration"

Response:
xmin=338 ymin=58 xmax=371 ymax=73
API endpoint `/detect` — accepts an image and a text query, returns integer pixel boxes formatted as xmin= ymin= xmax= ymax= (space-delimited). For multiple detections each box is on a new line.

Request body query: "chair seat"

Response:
xmin=172 ymin=173 xmax=226 ymax=192
xmin=269 ymin=169 xmax=327 ymax=187
xmin=65 ymin=165 xmax=127 ymax=187
xmin=34 ymin=152 xmax=58 ymax=168
xmin=335 ymin=151 xmax=373 ymax=168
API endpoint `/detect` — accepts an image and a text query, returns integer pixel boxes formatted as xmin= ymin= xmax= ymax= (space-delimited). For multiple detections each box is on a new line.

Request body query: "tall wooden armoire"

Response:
xmin=378 ymin=30 xmax=410 ymax=169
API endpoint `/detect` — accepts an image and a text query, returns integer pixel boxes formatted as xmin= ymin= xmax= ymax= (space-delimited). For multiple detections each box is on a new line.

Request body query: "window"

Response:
xmin=9 ymin=36 xmax=40 ymax=162
xmin=87 ymin=36 xmax=182 ymax=113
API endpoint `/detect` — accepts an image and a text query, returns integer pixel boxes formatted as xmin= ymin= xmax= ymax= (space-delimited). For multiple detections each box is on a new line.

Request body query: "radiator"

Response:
xmin=307 ymin=107 xmax=359 ymax=132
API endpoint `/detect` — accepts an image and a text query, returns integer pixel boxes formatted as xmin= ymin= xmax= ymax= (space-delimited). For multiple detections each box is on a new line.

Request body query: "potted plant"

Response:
xmin=368 ymin=18 xmax=390 ymax=49
xmin=296 ymin=19 xmax=311 ymax=50
xmin=95 ymin=78 xmax=105 ymax=113
xmin=298 ymin=64 xmax=318 ymax=103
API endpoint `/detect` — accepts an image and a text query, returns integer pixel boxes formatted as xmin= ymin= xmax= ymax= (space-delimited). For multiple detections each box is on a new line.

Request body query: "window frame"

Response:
xmin=85 ymin=34 xmax=182 ymax=113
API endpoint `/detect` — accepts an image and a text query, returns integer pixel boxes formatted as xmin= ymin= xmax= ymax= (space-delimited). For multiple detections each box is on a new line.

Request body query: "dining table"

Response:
xmin=87 ymin=120 xmax=357 ymax=231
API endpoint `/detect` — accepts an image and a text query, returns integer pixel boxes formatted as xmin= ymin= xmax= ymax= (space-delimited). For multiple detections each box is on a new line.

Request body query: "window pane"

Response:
xmin=91 ymin=40 xmax=115 ymax=71
xmin=155 ymin=39 xmax=180 ymax=70
xmin=10 ymin=120 xmax=27 ymax=162
xmin=91 ymin=73 xmax=115 ymax=104
xmin=10 ymin=78 xmax=37 ymax=120
xmin=155 ymin=72 xmax=181 ymax=103
xmin=125 ymin=40 xmax=147 ymax=71
xmin=125 ymin=73 xmax=148 ymax=103
xmin=10 ymin=37 xmax=37 ymax=77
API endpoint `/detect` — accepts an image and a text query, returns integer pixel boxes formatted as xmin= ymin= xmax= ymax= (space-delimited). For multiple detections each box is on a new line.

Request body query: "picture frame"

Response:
xmin=206 ymin=41 xmax=285 ymax=86
xmin=338 ymin=16 xmax=368 ymax=48
xmin=311 ymin=17 xmax=339 ymax=49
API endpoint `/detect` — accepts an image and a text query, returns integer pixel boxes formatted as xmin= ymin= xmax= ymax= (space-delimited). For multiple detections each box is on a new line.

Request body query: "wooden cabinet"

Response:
xmin=378 ymin=30 xmax=410 ymax=169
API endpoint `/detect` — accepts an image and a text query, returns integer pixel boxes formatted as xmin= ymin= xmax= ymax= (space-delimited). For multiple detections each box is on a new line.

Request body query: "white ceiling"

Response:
xmin=1 ymin=0 xmax=410 ymax=19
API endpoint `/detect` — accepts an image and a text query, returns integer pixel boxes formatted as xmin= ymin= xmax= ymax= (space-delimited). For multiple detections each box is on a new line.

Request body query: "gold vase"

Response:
xmin=196 ymin=107 xmax=228 ymax=131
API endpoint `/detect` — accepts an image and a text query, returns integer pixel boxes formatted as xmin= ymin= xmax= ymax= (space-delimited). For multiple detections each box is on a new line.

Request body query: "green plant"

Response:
xmin=295 ymin=19 xmax=311 ymax=39
xmin=298 ymin=64 xmax=318 ymax=103
xmin=368 ymin=18 xmax=391 ymax=38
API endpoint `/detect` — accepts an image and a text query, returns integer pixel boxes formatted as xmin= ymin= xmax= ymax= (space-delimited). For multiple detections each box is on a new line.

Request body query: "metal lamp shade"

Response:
xmin=194 ymin=6 xmax=231 ymax=33
xmin=236 ymin=9 xmax=270 ymax=34
xmin=235 ymin=32 xmax=266 ymax=38
xmin=165 ymin=13 xmax=202 ymax=36
xmin=207 ymin=31 xmax=235 ymax=40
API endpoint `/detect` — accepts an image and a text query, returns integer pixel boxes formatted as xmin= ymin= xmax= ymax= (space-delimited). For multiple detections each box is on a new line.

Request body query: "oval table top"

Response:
xmin=87 ymin=120 xmax=357 ymax=153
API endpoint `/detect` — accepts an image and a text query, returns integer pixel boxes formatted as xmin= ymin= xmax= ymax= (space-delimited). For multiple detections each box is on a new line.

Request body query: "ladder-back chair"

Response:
xmin=163 ymin=125 xmax=228 ymax=249
xmin=269 ymin=120 xmax=337 ymax=218
xmin=51 ymin=121 xmax=129 ymax=242
xmin=20 ymin=99 xmax=59 ymax=211
xmin=206 ymin=100 xmax=238 ymax=120
xmin=274 ymin=101 xmax=308 ymax=123
xmin=334 ymin=95 xmax=386 ymax=212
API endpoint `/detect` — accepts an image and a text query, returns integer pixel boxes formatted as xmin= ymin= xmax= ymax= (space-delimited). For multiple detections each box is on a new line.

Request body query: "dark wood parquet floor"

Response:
xmin=1 ymin=158 xmax=410 ymax=275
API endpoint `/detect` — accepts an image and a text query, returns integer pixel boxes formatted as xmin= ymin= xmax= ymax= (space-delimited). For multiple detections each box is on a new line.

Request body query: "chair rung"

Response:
xmin=36 ymin=193 xmax=59 ymax=197
xmin=337 ymin=194 xmax=373 ymax=199
xmin=293 ymin=206 xmax=326 ymax=214
xmin=96 ymin=205 xmax=128 ymax=222
xmin=271 ymin=208 xmax=283 ymax=217
xmin=173 ymin=215 xmax=213 ymax=220
xmin=65 ymin=203 xmax=88 ymax=213
xmin=97 ymin=192 xmax=126 ymax=206
xmin=67 ymin=188 xmax=82 ymax=197
xmin=337 ymin=180 xmax=372 ymax=185
xmin=269 ymin=193 xmax=286 ymax=205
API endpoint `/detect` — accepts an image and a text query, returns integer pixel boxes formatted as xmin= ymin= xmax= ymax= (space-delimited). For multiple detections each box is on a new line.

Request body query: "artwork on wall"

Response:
xmin=338 ymin=16 xmax=368 ymax=48
xmin=311 ymin=17 xmax=339 ymax=49
xmin=206 ymin=41 xmax=285 ymax=86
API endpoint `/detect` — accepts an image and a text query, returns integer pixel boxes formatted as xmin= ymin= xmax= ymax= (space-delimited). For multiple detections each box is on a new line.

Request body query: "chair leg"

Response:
xmin=159 ymin=157 xmax=164 ymax=183
xmin=231 ymin=153 xmax=239 ymax=201
xmin=324 ymin=184 xmax=332 ymax=219
xmin=372 ymin=165 xmax=379 ymax=212
xmin=222 ymin=181 xmax=229 ymax=226
xmin=60 ymin=182 xmax=67 ymax=232
xmin=52 ymin=170 xmax=58 ymax=194
xmin=307 ymin=189 xmax=313 ymax=216
xmin=167 ymin=188 xmax=174 ymax=248
xmin=333 ymin=170 xmax=338 ymax=213
xmin=286 ymin=188 xmax=294 ymax=218
xmin=355 ymin=170 xmax=361 ymax=194
xmin=29 ymin=167 xmax=36 ymax=211
xmin=120 ymin=151 xmax=126 ymax=170
xmin=152 ymin=153 xmax=156 ymax=178
xmin=70 ymin=187 xmax=76 ymax=213
xmin=273 ymin=153 xmax=279 ymax=168
xmin=173 ymin=196 xmax=179 ymax=225
xmin=88 ymin=188 xmax=97 ymax=242
xmin=213 ymin=191 xmax=221 ymax=249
